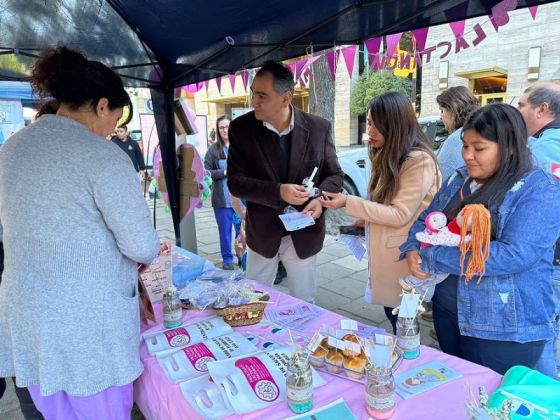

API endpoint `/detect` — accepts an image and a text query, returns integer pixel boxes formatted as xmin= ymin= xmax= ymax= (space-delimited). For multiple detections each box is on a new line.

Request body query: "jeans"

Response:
xmin=213 ymin=207 xmax=234 ymax=264
xmin=534 ymin=265 xmax=560 ymax=378
xmin=433 ymin=276 xmax=545 ymax=375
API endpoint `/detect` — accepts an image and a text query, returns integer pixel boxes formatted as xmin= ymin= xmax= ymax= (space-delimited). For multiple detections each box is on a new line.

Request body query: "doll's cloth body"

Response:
xmin=400 ymin=218 xmax=471 ymax=302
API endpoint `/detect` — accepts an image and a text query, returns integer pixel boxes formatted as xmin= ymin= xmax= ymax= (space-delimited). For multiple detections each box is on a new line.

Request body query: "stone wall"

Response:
xmin=420 ymin=3 xmax=560 ymax=117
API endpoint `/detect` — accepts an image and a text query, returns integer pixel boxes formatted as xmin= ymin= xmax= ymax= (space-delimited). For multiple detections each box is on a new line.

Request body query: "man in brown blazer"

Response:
xmin=227 ymin=61 xmax=343 ymax=302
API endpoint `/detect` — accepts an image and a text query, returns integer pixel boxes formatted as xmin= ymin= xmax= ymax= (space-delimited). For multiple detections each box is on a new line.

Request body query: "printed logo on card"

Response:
xmin=235 ymin=357 xmax=280 ymax=402
xmin=551 ymin=163 xmax=560 ymax=179
xmin=164 ymin=328 xmax=191 ymax=347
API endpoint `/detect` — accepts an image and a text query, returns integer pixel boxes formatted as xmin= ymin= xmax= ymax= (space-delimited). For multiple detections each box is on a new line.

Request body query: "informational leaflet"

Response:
xmin=278 ymin=212 xmax=315 ymax=231
xmin=335 ymin=234 xmax=366 ymax=261
xmin=394 ymin=361 xmax=462 ymax=399
xmin=265 ymin=303 xmax=324 ymax=332
xmin=139 ymin=245 xmax=173 ymax=303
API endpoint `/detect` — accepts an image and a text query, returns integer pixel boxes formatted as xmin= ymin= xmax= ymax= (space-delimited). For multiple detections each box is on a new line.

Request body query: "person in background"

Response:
xmin=112 ymin=125 xmax=145 ymax=173
xmin=204 ymin=115 xmax=238 ymax=270
xmin=208 ymin=127 xmax=216 ymax=147
xmin=401 ymin=104 xmax=560 ymax=375
xmin=518 ymin=81 xmax=560 ymax=378
xmin=0 ymin=45 xmax=161 ymax=419
xmin=228 ymin=61 xmax=343 ymax=303
xmin=423 ymin=86 xmax=479 ymax=335
xmin=320 ymin=92 xmax=440 ymax=332
xmin=435 ymin=86 xmax=480 ymax=181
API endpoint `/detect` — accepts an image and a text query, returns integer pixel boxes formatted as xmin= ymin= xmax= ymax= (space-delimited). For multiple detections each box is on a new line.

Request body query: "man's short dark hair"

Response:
xmin=255 ymin=61 xmax=295 ymax=95
xmin=524 ymin=83 xmax=560 ymax=118
xmin=118 ymin=125 xmax=128 ymax=131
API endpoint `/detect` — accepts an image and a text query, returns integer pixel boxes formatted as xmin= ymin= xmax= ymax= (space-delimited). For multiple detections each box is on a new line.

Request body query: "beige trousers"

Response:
xmin=246 ymin=235 xmax=317 ymax=303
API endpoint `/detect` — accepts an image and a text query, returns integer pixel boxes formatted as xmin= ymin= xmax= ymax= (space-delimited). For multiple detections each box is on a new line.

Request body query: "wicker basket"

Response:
xmin=215 ymin=293 xmax=269 ymax=327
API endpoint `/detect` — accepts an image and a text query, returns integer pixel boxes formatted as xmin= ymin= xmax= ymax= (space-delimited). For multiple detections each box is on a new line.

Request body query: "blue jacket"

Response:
xmin=529 ymin=126 xmax=560 ymax=179
xmin=400 ymin=167 xmax=560 ymax=342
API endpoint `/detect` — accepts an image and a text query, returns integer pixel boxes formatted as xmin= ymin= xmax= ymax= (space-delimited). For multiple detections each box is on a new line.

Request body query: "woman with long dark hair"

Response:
xmin=0 ymin=46 xmax=160 ymax=418
xmin=204 ymin=115 xmax=239 ymax=270
xmin=320 ymin=92 xmax=440 ymax=331
xmin=401 ymin=103 xmax=560 ymax=374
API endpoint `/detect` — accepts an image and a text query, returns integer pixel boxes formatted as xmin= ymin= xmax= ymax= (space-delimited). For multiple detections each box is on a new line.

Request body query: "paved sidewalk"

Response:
xmin=0 ymin=197 xmax=438 ymax=420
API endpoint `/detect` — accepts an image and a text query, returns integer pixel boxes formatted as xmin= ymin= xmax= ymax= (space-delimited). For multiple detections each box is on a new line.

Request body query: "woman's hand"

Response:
xmin=406 ymin=250 xmax=429 ymax=279
xmin=351 ymin=218 xmax=365 ymax=228
xmin=159 ymin=241 xmax=171 ymax=255
xmin=303 ymin=198 xmax=323 ymax=220
xmin=318 ymin=191 xmax=347 ymax=209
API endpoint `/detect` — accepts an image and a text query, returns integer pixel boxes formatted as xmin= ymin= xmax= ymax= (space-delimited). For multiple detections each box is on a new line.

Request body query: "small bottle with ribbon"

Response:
xmin=286 ymin=350 xmax=313 ymax=413
xmin=162 ymin=285 xmax=183 ymax=329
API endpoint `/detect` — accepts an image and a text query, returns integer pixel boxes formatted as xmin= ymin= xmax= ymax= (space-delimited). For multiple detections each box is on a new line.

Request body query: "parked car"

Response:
xmin=337 ymin=116 xmax=448 ymax=198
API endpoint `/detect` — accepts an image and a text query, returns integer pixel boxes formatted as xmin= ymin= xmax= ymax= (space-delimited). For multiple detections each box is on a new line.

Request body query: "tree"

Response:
xmin=350 ymin=70 xmax=413 ymax=116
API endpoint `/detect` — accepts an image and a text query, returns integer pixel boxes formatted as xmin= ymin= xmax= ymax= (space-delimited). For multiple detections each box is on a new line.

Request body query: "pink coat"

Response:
xmin=346 ymin=150 xmax=440 ymax=308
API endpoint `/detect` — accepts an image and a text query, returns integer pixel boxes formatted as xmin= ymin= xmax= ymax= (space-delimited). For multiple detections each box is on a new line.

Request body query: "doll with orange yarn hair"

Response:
xmin=399 ymin=204 xmax=491 ymax=301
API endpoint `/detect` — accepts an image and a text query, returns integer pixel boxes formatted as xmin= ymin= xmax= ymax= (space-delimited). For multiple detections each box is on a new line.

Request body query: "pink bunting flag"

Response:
xmin=182 ymin=82 xmax=204 ymax=94
xmin=341 ymin=45 xmax=357 ymax=77
xmin=215 ymin=76 xmax=222 ymax=94
xmin=528 ymin=5 xmax=538 ymax=20
xmin=286 ymin=62 xmax=296 ymax=80
xmin=411 ymin=27 xmax=429 ymax=51
xmin=228 ymin=74 xmax=236 ymax=93
xmin=294 ymin=56 xmax=320 ymax=81
xmin=448 ymin=20 xmax=465 ymax=38
xmin=489 ymin=0 xmax=517 ymax=32
xmin=385 ymin=33 xmax=402 ymax=58
xmin=365 ymin=37 xmax=382 ymax=56
xmin=325 ymin=50 xmax=340 ymax=80
xmin=241 ymin=70 xmax=249 ymax=91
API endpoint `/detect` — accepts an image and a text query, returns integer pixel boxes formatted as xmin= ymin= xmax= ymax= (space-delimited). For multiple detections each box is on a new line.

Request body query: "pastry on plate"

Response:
xmin=309 ymin=344 xmax=328 ymax=368
xmin=325 ymin=349 xmax=344 ymax=373
xmin=343 ymin=355 xmax=366 ymax=380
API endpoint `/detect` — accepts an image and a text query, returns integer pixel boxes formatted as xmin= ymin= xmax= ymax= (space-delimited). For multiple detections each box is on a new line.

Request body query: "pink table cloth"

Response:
xmin=135 ymin=282 xmax=501 ymax=419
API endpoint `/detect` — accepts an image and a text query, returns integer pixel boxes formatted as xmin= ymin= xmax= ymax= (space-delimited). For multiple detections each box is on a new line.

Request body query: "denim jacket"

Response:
xmin=400 ymin=167 xmax=560 ymax=342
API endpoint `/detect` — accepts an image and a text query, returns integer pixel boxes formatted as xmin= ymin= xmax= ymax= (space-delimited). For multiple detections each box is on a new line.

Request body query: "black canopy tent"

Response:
xmin=0 ymin=0 xmax=552 ymax=245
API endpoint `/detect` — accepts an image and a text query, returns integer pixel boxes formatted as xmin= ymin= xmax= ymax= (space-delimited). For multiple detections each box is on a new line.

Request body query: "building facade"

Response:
xmin=420 ymin=2 xmax=560 ymax=117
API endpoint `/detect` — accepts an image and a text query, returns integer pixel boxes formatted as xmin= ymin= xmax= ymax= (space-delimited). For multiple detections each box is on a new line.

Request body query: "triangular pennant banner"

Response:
xmin=215 ymin=76 xmax=222 ymax=94
xmin=528 ymin=5 xmax=538 ymax=20
xmin=182 ymin=82 xmax=204 ymax=94
xmin=489 ymin=0 xmax=518 ymax=32
xmin=228 ymin=74 xmax=236 ymax=93
xmin=295 ymin=56 xmax=320 ymax=81
xmin=341 ymin=45 xmax=357 ymax=78
xmin=204 ymin=80 xmax=210 ymax=91
xmin=385 ymin=33 xmax=402 ymax=58
xmin=445 ymin=1 xmax=469 ymax=34
xmin=286 ymin=62 xmax=296 ymax=79
xmin=241 ymin=70 xmax=249 ymax=91
xmin=325 ymin=50 xmax=339 ymax=80
xmin=448 ymin=20 xmax=465 ymax=38
xmin=365 ymin=37 xmax=382 ymax=56
xmin=411 ymin=27 xmax=429 ymax=51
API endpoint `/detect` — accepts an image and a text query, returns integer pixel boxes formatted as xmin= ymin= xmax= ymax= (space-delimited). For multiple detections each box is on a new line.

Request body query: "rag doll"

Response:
xmin=399 ymin=204 xmax=491 ymax=302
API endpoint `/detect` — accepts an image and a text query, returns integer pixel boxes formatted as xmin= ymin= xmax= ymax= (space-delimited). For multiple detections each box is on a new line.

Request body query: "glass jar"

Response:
xmin=286 ymin=352 xmax=313 ymax=413
xmin=365 ymin=366 xmax=395 ymax=419
xmin=162 ymin=286 xmax=183 ymax=329
xmin=396 ymin=317 xmax=420 ymax=359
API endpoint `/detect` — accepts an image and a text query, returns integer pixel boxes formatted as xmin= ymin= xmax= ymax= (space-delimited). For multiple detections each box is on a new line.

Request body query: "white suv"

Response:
xmin=337 ymin=117 xmax=447 ymax=197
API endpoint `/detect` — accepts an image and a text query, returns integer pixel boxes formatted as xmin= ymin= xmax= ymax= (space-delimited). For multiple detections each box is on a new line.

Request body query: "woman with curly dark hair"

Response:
xmin=0 ymin=46 xmax=160 ymax=419
xmin=436 ymin=86 xmax=480 ymax=181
